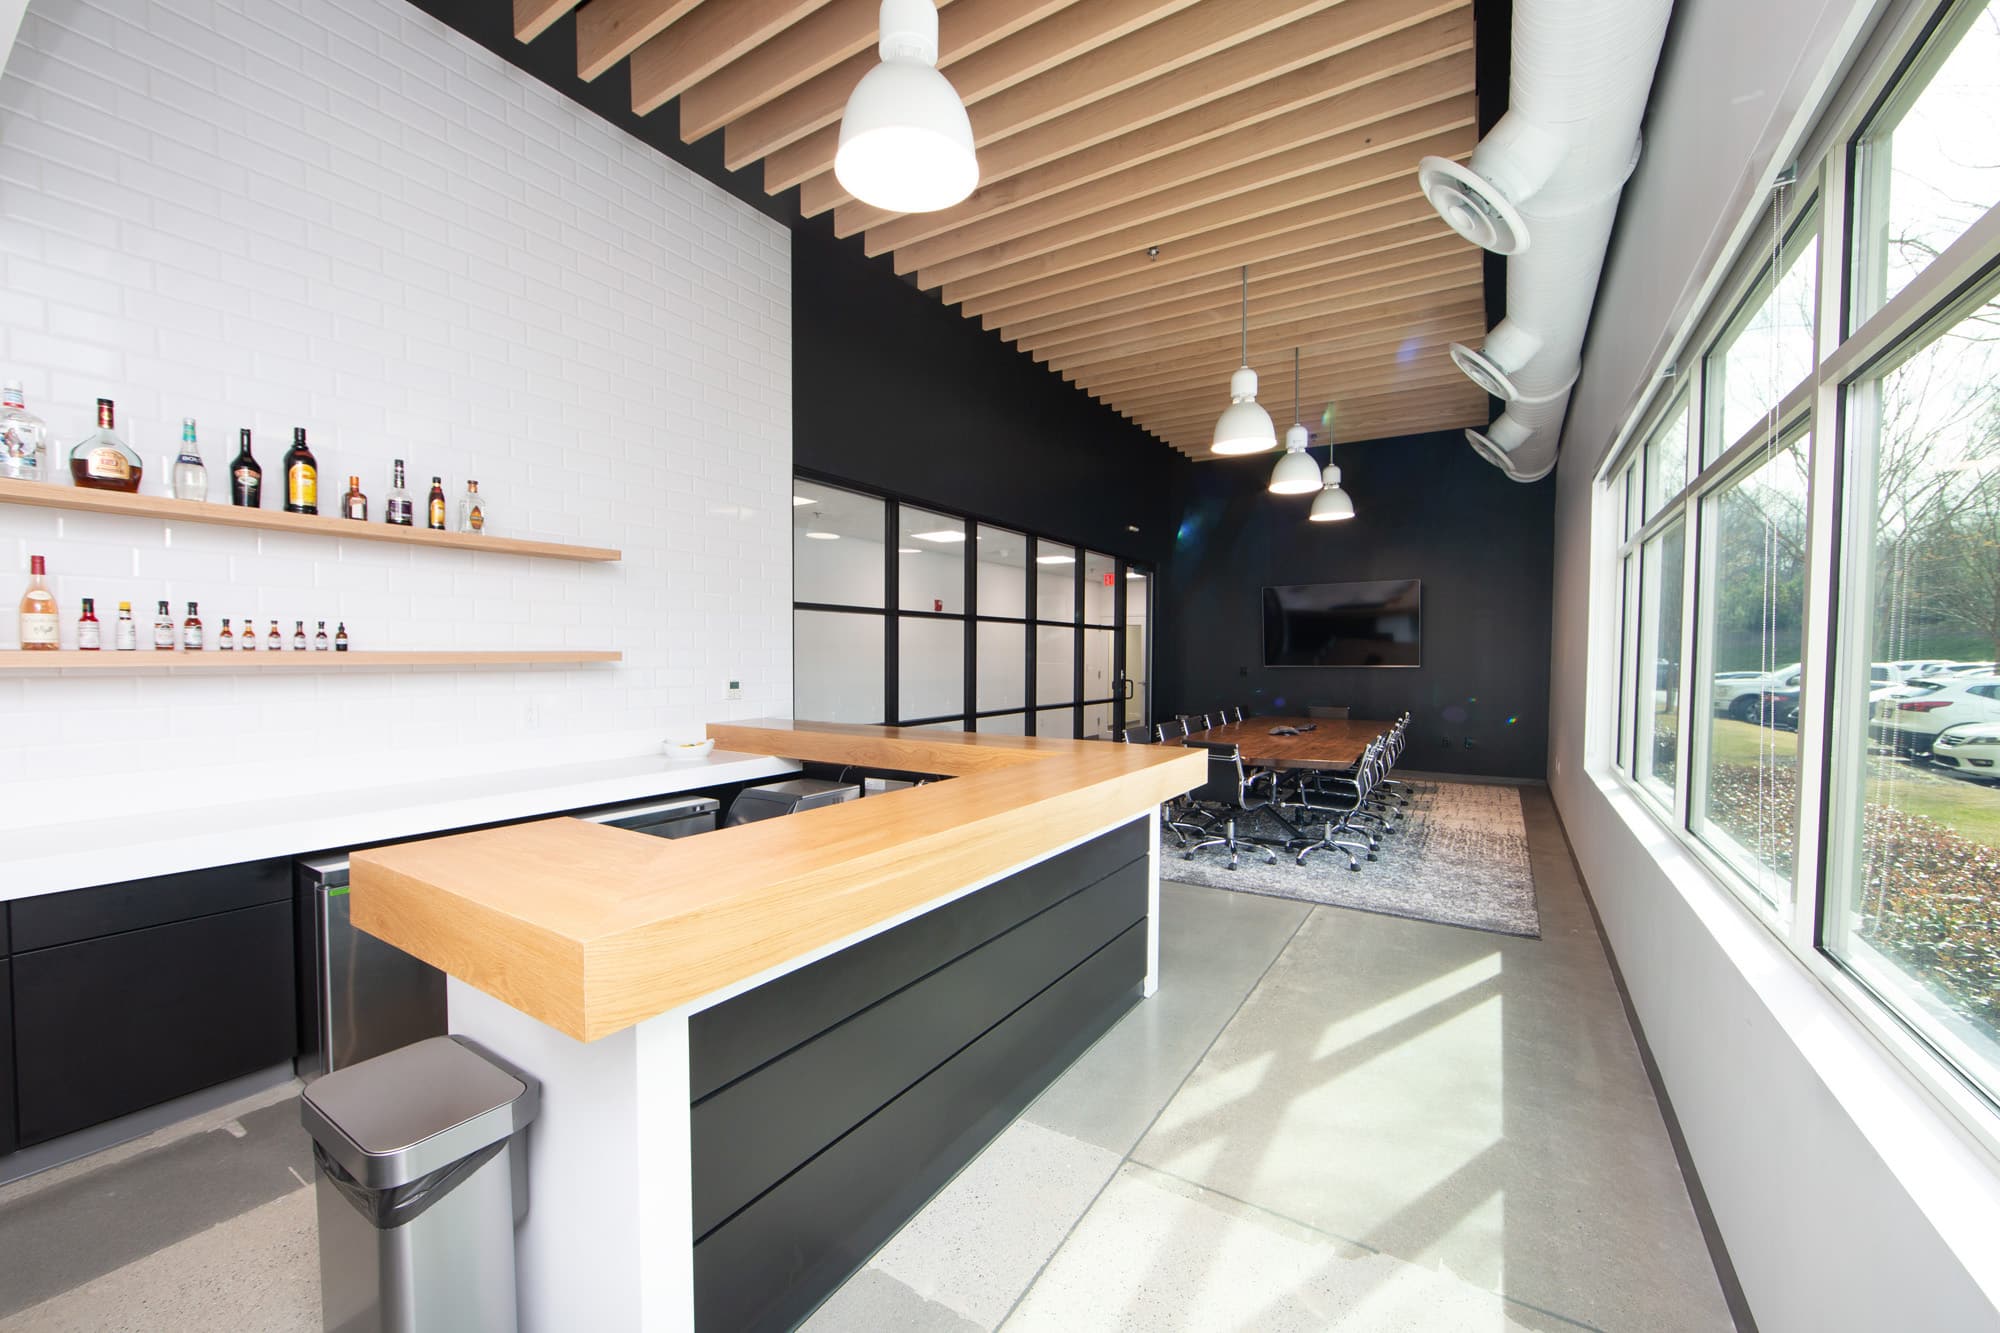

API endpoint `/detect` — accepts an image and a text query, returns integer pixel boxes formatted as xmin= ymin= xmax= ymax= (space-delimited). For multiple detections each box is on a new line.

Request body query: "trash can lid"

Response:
xmin=301 ymin=1035 xmax=540 ymax=1190
xmin=742 ymin=778 xmax=857 ymax=798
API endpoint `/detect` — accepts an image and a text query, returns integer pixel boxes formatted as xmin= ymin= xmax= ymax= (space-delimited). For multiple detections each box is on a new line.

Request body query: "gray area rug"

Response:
xmin=1162 ymin=781 xmax=1541 ymax=938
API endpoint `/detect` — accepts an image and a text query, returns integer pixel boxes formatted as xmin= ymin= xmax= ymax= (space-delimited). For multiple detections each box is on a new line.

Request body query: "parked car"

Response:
xmin=1713 ymin=664 xmax=1801 ymax=719
xmin=1887 ymin=659 xmax=1959 ymax=678
xmin=1921 ymin=661 xmax=1997 ymax=680
xmin=1744 ymin=685 xmax=1802 ymax=731
xmin=1870 ymin=674 xmax=2000 ymax=757
xmin=1930 ymin=722 xmax=2000 ymax=782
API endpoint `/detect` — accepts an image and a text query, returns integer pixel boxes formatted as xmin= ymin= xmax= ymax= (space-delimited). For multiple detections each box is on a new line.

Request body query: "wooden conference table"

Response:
xmin=1178 ymin=715 xmax=1380 ymax=770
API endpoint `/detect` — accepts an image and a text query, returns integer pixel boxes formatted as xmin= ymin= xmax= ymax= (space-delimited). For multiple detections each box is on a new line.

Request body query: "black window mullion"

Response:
xmin=884 ymin=499 xmax=898 ymax=726
xmin=1113 ymin=558 xmax=1129 ymax=733
xmin=1072 ymin=545 xmax=1085 ymax=738
xmin=964 ymin=524 xmax=977 ymax=731
xmin=1024 ymin=556 xmax=1038 ymax=735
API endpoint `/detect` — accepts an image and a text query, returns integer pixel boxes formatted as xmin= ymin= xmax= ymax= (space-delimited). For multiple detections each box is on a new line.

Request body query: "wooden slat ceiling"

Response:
xmin=514 ymin=0 xmax=1488 ymax=457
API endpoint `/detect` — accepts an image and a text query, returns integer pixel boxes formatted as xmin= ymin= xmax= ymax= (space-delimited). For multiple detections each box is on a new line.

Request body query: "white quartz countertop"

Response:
xmin=0 ymin=750 xmax=799 ymax=902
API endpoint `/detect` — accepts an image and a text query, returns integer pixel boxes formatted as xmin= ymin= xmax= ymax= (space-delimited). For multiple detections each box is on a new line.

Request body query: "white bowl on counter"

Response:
xmin=663 ymin=737 xmax=717 ymax=761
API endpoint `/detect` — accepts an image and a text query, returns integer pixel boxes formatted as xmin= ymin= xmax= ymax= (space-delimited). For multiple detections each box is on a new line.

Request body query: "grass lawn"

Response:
xmin=1704 ymin=716 xmax=2000 ymax=845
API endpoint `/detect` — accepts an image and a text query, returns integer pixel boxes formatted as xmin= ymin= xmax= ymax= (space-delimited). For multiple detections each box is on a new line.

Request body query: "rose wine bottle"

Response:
xmin=19 ymin=556 xmax=58 ymax=650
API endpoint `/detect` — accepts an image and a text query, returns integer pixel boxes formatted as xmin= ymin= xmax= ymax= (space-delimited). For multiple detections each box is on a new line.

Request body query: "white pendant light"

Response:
xmin=835 ymin=0 xmax=978 ymax=214
xmin=1211 ymin=267 xmax=1276 ymax=456
xmin=1309 ymin=460 xmax=1356 ymax=522
xmin=1268 ymin=348 xmax=1322 ymax=493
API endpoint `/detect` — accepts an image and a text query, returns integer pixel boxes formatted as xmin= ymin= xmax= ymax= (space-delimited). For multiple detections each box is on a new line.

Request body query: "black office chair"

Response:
xmin=1231 ymin=705 xmax=1246 ymax=722
xmin=1121 ymin=723 xmax=1152 ymax=744
xmin=1181 ymin=741 xmax=1279 ymax=870
xmin=1154 ymin=718 xmax=1189 ymax=742
xmin=1293 ymin=737 xmax=1385 ymax=871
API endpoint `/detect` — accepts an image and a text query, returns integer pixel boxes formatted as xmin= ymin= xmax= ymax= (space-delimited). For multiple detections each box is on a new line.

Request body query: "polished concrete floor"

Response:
xmin=0 ymin=787 xmax=1732 ymax=1332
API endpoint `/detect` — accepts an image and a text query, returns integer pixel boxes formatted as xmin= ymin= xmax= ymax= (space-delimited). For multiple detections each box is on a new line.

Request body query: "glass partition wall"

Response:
xmin=1597 ymin=0 xmax=2000 ymax=1135
xmin=792 ymin=475 xmax=1151 ymax=738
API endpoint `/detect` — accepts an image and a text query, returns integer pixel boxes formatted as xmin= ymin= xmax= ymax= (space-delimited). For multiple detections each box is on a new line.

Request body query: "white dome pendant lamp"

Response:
xmin=835 ymin=0 xmax=979 ymax=214
xmin=1309 ymin=451 xmax=1356 ymax=522
xmin=1211 ymin=267 xmax=1277 ymax=456
xmin=1268 ymin=348 xmax=1322 ymax=494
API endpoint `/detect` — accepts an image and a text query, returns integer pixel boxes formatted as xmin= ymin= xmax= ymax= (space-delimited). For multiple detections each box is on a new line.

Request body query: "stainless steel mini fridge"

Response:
xmin=296 ymin=856 xmax=448 ymax=1081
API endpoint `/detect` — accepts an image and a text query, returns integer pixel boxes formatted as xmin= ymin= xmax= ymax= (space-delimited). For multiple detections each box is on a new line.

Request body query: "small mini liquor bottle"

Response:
xmin=292 ymin=620 xmax=307 ymax=651
xmin=1 ymin=383 xmax=47 ymax=482
xmin=172 ymin=419 xmax=208 ymax=502
xmin=267 ymin=620 xmax=281 ymax=650
xmin=334 ymin=621 xmax=349 ymax=652
xmin=17 ymin=555 xmax=57 ymax=650
xmin=342 ymin=475 xmax=367 ymax=521
xmin=385 ymin=460 xmax=413 ymax=526
xmin=457 ymin=480 xmax=485 ymax=533
xmin=114 ymin=601 xmax=137 ymax=650
xmin=153 ymin=600 xmax=176 ymax=650
xmin=230 ymin=429 xmax=262 ymax=508
xmin=283 ymin=428 xmax=318 ymax=514
xmin=240 ymin=616 xmax=256 ymax=651
xmin=77 ymin=597 xmax=101 ymax=650
xmin=219 ymin=618 xmax=234 ymax=650
xmin=183 ymin=601 xmax=204 ymax=650
xmin=69 ymin=399 xmax=143 ymax=492
xmin=426 ymin=476 xmax=446 ymax=530
xmin=314 ymin=620 xmax=329 ymax=650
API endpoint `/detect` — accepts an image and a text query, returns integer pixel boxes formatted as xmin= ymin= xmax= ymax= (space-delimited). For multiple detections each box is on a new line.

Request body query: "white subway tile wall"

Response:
xmin=0 ymin=0 xmax=792 ymax=821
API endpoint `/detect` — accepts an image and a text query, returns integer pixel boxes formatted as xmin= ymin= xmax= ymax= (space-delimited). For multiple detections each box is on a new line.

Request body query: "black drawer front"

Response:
xmin=694 ymin=921 xmax=1145 ymax=1333
xmin=688 ymin=817 xmax=1147 ymax=1100
xmin=10 ymin=859 xmax=289 ymax=952
xmin=0 ymin=959 xmax=14 ymax=1155
xmin=11 ymin=901 xmax=298 ymax=1147
xmin=692 ymin=856 xmax=1145 ymax=1238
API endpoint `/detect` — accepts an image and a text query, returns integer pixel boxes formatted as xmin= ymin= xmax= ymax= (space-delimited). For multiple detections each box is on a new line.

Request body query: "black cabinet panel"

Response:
xmin=0 ymin=959 xmax=15 ymax=1156
xmin=10 ymin=859 xmax=289 ymax=952
xmin=692 ymin=858 xmax=1145 ymax=1238
xmin=1 ymin=903 xmax=12 ymax=956
xmin=694 ymin=922 xmax=1145 ymax=1333
xmin=12 ymin=901 xmax=297 ymax=1147
xmin=689 ymin=818 xmax=1146 ymax=1099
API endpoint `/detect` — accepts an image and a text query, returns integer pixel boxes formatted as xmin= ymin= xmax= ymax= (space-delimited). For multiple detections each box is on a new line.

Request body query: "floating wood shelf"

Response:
xmin=0 ymin=650 xmax=621 ymax=671
xmin=0 ymin=478 xmax=621 ymax=562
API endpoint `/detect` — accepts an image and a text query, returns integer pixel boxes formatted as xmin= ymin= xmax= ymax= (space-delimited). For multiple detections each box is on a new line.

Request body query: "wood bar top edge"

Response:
xmin=349 ymin=720 xmax=1205 ymax=1042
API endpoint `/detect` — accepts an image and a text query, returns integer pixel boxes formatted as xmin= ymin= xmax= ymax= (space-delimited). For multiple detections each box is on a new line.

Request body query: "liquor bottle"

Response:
xmin=172 ymin=418 xmax=208 ymax=501
xmin=292 ymin=620 xmax=307 ymax=651
xmin=77 ymin=597 xmax=101 ymax=649
xmin=426 ymin=476 xmax=446 ymax=530
xmin=267 ymin=620 xmax=281 ymax=650
xmin=219 ymin=618 xmax=234 ymax=650
xmin=283 ymin=428 xmax=318 ymax=514
xmin=1 ymin=383 xmax=47 ymax=481
xmin=314 ymin=620 xmax=329 ymax=650
xmin=334 ymin=622 xmax=349 ymax=652
xmin=230 ymin=429 xmax=262 ymax=508
xmin=385 ymin=460 xmax=413 ymax=526
xmin=153 ymin=600 xmax=176 ymax=650
xmin=114 ymin=601 xmax=136 ymax=650
xmin=457 ymin=480 xmax=486 ymax=533
xmin=342 ymin=475 xmax=367 ymax=521
xmin=68 ymin=399 xmax=143 ymax=492
xmin=19 ymin=556 xmax=58 ymax=650
xmin=183 ymin=601 xmax=204 ymax=650
xmin=240 ymin=616 xmax=256 ymax=651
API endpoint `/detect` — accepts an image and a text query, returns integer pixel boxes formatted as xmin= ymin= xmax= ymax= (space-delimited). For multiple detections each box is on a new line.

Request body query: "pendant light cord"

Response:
xmin=1293 ymin=347 xmax=1300 ymax=427
xmin=1240 ymin=266 xmax=1249 ymax=365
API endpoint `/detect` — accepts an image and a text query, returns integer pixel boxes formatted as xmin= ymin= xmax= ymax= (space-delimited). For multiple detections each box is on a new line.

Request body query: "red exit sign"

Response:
xmin=1102 ymin=572 xmax=1115 ymax=586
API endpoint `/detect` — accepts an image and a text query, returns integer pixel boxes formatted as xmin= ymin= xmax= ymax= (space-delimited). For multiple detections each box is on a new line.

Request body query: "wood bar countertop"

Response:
xmin=349 ymin=721 xmax=1204 ymax=1042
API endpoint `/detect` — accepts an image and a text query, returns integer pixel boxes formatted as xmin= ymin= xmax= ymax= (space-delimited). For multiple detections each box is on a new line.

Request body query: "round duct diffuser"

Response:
xmin=1449 ymin=342 xmax=1521 ymax=400
xmin=1418 ymin=156 xmax=1529 ymax=255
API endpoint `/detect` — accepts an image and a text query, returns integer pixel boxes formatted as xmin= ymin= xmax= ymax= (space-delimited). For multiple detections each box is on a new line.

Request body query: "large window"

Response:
xmin=792 ymin=478 xmax=1148 ymax=740
xmin=1600 ymin=0 xmax=2000 ymax=1125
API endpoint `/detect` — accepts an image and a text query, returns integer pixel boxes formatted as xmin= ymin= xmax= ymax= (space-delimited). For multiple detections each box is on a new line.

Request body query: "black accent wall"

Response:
xmin=791 ymin=223 xmax=1190 ymax=568
xmin=1159 ymin=431 xmax=1555 ymax=780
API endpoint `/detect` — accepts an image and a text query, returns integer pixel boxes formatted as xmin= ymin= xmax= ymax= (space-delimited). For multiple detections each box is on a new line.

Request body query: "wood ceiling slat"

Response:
xmin=737 ymin=0 xmax=1187 ymax=177
xmin=907 ymin=104 xmax=1470 ymax=290
xmin=1070 ymin=299 xmax=1485 ymax=392
xmin=1000 ymin=233 xmax=1468 ymax=347
xmin=938 ymin=155 xmax=1469 ymax=309
xmin=843 ymin=12 xmax=1473 ymax=248
xmin=516 ymin=0 xmax=585 ymax=43
xmin=630 ymin=0 xmax=839 ymax=117
xmin=1118 ymin=356 xmax=1476 ymax=423
xmin=1148 ymin=381 xmax=1488 ymax=442
xmin=576 ymin=0 xmax=704 ymax=82
xmin=1031 ymin=266 xmax=1485 ymax=369
xmin=798 ymin=0 xmax=1463 ymax=219
xmin=973 ymin=195 xmax=1448 ymax=329
xmin=675 ymin=0 xmax=880 ymax=141
xmin=1165 ymin=396 xmax=1489 ymax=456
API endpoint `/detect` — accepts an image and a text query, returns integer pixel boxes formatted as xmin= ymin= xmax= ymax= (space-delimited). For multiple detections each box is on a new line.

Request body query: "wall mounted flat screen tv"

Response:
xmin=1262 ymin=580 xmax=1421 ymax=668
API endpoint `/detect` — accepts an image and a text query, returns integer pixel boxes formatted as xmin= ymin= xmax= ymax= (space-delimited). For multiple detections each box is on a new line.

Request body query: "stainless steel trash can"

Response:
xmin=301 ymin=1035 xmax=540 ymax=1333
xmin=724 ymin=777 xmax=859 ymax=825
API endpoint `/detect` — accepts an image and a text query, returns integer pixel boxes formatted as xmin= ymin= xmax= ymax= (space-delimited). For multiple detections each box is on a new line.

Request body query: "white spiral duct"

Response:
xmin=1422 ymin=0 xmax=1673 ymax=482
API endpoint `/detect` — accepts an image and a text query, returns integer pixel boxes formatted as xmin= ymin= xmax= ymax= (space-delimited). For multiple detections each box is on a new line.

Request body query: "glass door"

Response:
xmin=1119 ymin=562 xmax=1150 ymax=737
